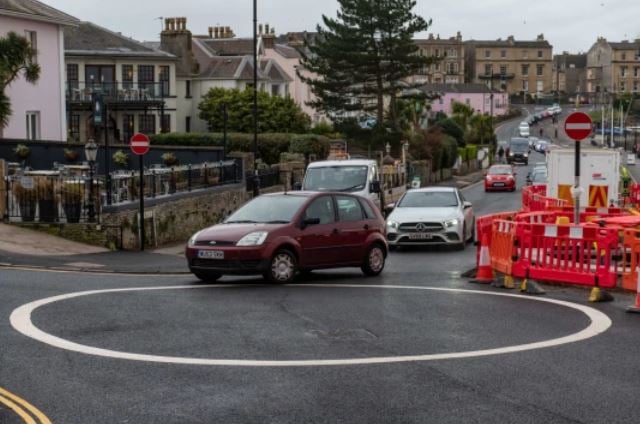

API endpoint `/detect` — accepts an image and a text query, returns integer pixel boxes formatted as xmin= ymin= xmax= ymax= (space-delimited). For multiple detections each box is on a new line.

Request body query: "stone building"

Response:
xmin=586 ymin=37 xmax=640 ymax=103
xmin=552 ymin=52 xmax=587 ymax=98
xmin=465 ymin=35 xmax=553 ymax=96
xmin=411 ymin=32 xmax=465 ymax=85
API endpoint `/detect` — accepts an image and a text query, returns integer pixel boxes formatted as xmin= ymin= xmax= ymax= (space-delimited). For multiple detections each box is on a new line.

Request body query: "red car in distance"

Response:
xmin=186 ymin=192 xmax=388 ymax=284
xmin=484 ymin=165 xmax=517 ymax=192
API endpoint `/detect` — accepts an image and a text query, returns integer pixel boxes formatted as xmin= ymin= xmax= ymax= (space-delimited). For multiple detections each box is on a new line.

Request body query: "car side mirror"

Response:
xmin=293 ymin=182 xmax=302 ymax=191
xmin=464 ymin=201 xmax=472 ymax=209
xmin=300 ymin=217 xmax=320 ymax=229
xmin=370 ymin=180 xmax=381 ymax=194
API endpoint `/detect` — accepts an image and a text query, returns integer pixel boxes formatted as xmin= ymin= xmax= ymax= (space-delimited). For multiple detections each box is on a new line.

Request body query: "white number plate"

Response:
xmin=409 ymin=233 xmax=433 ymax=240
xmin=198 ymin=250 xmax=224 ymax=259
xmin=493 ymin=182 xmax=505 ymax=187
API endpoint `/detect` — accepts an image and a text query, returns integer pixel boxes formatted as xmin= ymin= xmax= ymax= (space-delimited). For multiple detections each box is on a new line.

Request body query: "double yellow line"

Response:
xmin=0 ymin=387 xmax=51 ymax=424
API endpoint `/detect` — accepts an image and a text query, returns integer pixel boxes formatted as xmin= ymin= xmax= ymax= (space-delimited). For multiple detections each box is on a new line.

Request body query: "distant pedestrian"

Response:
xmin=554 ymin=128 xmax=558 ymax=139
xmin=539 ymin=128 xmax=544 ymax=137
xmin=497 ymin=146 xmax=505 ymax=163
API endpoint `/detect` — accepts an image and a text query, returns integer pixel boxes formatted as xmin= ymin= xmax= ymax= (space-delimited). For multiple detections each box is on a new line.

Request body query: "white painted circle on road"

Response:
xmin=10 ymin=284 xmax=612 ymax=367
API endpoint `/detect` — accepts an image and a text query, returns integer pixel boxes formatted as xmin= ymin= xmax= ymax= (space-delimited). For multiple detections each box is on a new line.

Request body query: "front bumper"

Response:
xmin=387 ymin=224 xmax=463 ymax=246
xmin=186 ymin=246 xmax=270 ymax=275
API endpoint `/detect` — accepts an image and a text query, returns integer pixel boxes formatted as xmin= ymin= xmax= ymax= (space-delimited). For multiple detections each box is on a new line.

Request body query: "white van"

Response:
xmin=519 ymin=121 xmax=530 ymax=137
xmin=300 ymin=159 xmax=381 ymax=203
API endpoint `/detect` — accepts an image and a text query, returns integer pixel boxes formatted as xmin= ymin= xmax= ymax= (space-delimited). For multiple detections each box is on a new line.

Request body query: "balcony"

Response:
xmin=479 ymin=73 xmax=515 ymax=80
xmin=66 ymin=81 xmax=168 ymax=106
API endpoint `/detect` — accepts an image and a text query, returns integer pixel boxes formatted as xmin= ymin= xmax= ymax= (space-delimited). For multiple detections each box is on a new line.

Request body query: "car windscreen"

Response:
xmin=225 ymin=195 xmax=308 ymax=224
xmin=398 ymin=191 xmax=458 ymax=208
xmin=489 ymin=167 xmax=512 ymax=175
xmin=509 ymin=140 xmax=529 ymax=152
xmin=531 ymin=171 xmax=547 ymax=182
xmin=303 ymin=166 xmax=369 ymax=192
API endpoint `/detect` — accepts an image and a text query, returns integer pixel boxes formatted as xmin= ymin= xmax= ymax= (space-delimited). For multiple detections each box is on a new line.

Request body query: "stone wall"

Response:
xmin=0 ymin=160 xmax=6 ymax=218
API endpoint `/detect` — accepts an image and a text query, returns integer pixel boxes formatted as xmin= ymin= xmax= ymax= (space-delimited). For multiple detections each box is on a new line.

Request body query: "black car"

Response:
xmin=507 ymin=138 xmax=529 ymax=165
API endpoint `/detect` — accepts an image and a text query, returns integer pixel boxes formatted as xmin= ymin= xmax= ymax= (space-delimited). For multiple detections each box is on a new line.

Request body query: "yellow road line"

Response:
xmin=0 ymin=394 xmax=37 ymax=424
xmin=0 ymin=387 xmax=51 ymax=424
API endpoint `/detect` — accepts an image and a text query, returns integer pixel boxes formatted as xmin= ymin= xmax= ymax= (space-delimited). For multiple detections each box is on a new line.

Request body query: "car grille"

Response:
xmin=194 ymin=240 xmax=236 ymax=247
xmin=191 ymin=259 xmax=262 ymax=270
xmin=398 ymin=222 xmax=444 ymax=233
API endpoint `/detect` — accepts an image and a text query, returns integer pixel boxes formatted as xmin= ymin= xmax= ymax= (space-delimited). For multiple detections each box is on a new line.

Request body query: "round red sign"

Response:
xmin=130 ymin=133 xmax=150 ymax=156
xmin=564 ymin=112 xmax=593 ymax=141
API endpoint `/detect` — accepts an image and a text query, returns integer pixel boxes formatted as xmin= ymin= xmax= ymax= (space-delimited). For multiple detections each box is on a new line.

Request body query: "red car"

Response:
xmin=484 ymin=165 xmax=516 ymax=192
xmin=186 ymin=192 xmax=388 ymax=283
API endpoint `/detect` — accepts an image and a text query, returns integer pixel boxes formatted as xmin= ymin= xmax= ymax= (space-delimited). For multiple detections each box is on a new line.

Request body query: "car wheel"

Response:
xmin=467 ymin=220 xmax=476 ymax=244
xmin=264 ymin=249 xmax=297 ymax=284
xmin=193 ymin=272 xmax=221 ymax=283
xmin=362 ymin=243 xmax=386 ymax=277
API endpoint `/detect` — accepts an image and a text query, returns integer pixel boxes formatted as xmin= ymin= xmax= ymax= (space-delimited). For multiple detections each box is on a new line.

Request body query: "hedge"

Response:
xmin=150 ymin=133 xmax=329 ymax=165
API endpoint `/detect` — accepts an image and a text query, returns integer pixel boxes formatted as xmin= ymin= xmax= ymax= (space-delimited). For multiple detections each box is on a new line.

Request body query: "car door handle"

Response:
xmin=363 ymin=224 xmax=370 ymax=230
xmin=332 ymin=228 xmax=340 ymax=235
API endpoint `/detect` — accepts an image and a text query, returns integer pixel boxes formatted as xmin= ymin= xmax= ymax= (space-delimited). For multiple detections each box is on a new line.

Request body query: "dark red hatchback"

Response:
xmin=185 ymin=192 xmax=388 ymax=283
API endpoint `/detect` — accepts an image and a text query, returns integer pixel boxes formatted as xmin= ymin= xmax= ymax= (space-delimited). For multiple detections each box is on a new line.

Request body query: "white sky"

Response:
xmin=45 ymin=0 xmax=640 ymax=53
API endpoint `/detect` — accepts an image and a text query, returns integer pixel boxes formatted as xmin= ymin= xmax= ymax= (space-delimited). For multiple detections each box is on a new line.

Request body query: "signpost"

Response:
xmin=130 ymin=133 xmax=150 ymax=251
xmin=564 ymin=112 xmax=593 ymax=224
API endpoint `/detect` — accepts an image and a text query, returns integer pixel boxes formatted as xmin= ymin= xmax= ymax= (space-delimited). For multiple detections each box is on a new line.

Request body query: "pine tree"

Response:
xmin=300 ymin=0 xmax=434 ymax=130
xmin=0 ymin=32 xmax=41 ymax=129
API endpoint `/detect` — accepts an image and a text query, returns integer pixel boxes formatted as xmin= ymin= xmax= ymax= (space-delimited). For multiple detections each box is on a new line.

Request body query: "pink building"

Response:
xmin=0 ymin=0 xmax=78 ymax=141
xmin=421 ymin=83 xmax=510 ymax=117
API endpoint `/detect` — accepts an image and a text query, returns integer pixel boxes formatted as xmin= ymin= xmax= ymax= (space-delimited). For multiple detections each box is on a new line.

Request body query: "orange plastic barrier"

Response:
xmin=622 ymin=229 xmax=640 ymax=291
xmin=490 ymin=220 xmax=517 ymax=276
xmin=475 ymin=211 xmax=517 ymax=263
xmin=522 ymin=185 xmax=546 ymax=212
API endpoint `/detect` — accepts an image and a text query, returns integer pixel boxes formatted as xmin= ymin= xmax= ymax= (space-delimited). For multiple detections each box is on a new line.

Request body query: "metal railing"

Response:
xmin=66 ymin=81 xmax=168 ymax=103
xmin=107 ymin=160 xmax=242 ymax=205
xmin=5 ymin=174 xmax=99 ymax=223
xmin=245 ymin=170 xmax=282 ymax=192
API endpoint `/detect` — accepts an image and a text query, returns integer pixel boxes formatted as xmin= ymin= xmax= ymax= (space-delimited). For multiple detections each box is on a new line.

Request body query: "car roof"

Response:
xmin=307 ymin=160 xmax=375 ymax=168
xmin=408 ymin=186 xmax=457 ymax=193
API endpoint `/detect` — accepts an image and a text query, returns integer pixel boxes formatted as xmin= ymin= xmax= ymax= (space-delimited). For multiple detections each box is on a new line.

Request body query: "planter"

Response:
xmin=19 ymin=199 xmax=36 ymax=222
xmin=38 ymin=199 xmax=58 ymax=223
xmin=63 ymin=201 xmax=82 ymax=223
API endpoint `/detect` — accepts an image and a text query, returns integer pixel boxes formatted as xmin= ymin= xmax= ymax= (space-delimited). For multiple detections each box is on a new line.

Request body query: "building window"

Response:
xmin=159 ymin=66 xmax=170 ymax=97
xmin=522 ymin=50 xmax=529 ymax=59
xmin=484 ymin=64 xmax=492 ymax=75
xmin=537 ymin=50 xmax=543 ymax=59
xmin=485 ymin=50 xmax=491 ymax=58
xmin=122 ymin=65 xmax=133 ymax=89
xmin=500 ymin=49 xmax=506 ymax=58
xmin=24 ymin=30 xmax=37 ymax=63
xmin=634 ymin=81 xmax=639 ymax=92
xmin=161 ymin=114 xmax=171 ymax=133
xmin=621 ymin=67 xmax=627 ymax=77
xmin=435 ymin=63 xmax=440 ymax=71
xmin=635 ymin=67 xmax=640 ymax=78
xmin=447 ymin=62 xmax=456 ymax=74
xmin=284 ymin=84 xmax=289 ymax=97
xmin=522 ymin=80 xmax=529 ymax=91
xmin=435 ymin=49 xmax=440 ymax=57
xmin=622 ymin=53 xmax=627 ymax=60
xmin=69 ymin=114 xmax=80 ymax=141
xmin=521 ymin=64 xmax=529 ymax=76
xmin=138 ymin=65 xmax=154 ymax=92
xmin=185 ymin=80 xmax=192 ymax=98
xmin=536 ymin=64 xmax=544 ymax=76
xmin=500 ymin=65 xmax=507 ymax=75
xmin=67 ymin=64 xmax=79 ymax=94
xmin=122 ymin=115 xmax=134 ymax=143
xmin=138 ymin=114 xmax=155 ymax=135
xmin=25 ymin=111 xmax=40 ymax=140
xmin=271 ymin=84 xmax=280 ymax=96
xmin=448 ymin=48 xmax=457 ymax=58
xmin=465 ymin=98 xmax=470 ymax=105
xmin=621 ymin=82 xmax=627 ymax=92
xmin=185 ymin=116 xmax=191 ymax=133
xmin=536 ymin=80 xmax=543 ymax=92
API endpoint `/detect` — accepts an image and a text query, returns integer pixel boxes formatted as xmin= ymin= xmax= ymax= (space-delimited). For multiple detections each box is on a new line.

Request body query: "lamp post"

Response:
xmin=84 ymin=139 xmax=98 ymax=223
xmin=221 ymin=102 xmax=228 ymax=159
xmin=252 ymin=0 xmax=260 ymax=197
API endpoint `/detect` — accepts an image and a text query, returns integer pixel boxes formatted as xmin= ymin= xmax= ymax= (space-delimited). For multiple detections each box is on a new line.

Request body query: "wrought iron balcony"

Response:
xmin=66 ymin=81 xmax=169 ymax=104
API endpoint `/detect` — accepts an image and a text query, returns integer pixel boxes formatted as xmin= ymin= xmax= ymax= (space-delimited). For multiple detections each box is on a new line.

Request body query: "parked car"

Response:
xmin=186 ymin=192 xmax=388 ymax=283
xmin=484 ymin=164 xmax=517 ymax=192
xmin=534 ymin=139 xmax=549 ymax=153
xmin=528 ymin=136 xmax=539 ymax=149
xmin=526 ymin=167 xmax=548 ymax=186
xmin=519 ymin=122 xmax=530 ymax=137
xmin=385 ymin=187 xmax=474 ymax=251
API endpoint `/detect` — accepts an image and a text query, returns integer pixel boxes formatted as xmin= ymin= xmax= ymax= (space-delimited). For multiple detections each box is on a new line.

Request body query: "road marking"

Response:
xmin=10 ymin=284 xmax=612 ymax=367
xmin=0 ymin=387 xmax=51 ymax=424
xmin=0 ymin=265 xmax=189 ymax=277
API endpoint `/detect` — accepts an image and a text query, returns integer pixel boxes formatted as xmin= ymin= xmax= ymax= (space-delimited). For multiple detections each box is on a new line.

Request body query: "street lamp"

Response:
xmin=84 ymin=138 xmax=98 ymax=223
xmin=221 ymin=102 xmax=228 ymax=159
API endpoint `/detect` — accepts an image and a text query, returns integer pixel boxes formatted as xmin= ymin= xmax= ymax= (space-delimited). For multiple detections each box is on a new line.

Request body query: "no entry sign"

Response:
xmin=130 ymin=133 xmax=150 ymax=156
xmin=564 ymin=112 xmax=593 ymax=141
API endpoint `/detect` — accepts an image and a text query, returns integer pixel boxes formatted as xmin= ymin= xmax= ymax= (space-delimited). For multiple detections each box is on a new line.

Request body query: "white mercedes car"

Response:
xmin=386 ymin=187 xmax=474 ymax=250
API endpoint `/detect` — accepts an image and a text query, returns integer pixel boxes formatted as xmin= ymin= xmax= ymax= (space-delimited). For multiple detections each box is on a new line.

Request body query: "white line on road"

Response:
xmin=10 ymin=284 xmax=612 ymax=367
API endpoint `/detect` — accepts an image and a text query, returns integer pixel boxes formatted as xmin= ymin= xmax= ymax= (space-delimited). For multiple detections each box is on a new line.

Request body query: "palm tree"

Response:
xmin=0 ymin=32 xmax=41 ymax=129
xmin=451 ymin=101 xmax=474 ymax=131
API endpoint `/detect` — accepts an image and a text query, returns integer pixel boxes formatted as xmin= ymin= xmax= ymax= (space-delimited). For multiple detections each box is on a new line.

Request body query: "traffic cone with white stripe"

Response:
xmin=470 ymin=234 xmax=494 ymax=284
xmin=626 ymin=267 xmax=640 ymax=313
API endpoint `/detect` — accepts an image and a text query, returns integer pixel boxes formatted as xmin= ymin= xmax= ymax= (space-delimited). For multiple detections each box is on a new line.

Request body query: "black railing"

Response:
xmin=107 ymin=160 xmax=242 ymax=205
xmin=245 ymin=170 xmax=282 ymax=193
xmin=66 ymin=81 xmax=168 ymax=103
xmin=5 ymin=174 xmax=99 ymax=223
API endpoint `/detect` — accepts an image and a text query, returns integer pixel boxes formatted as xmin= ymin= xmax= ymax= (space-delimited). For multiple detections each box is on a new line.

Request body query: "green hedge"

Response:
xmin=150 ymin=133 xmax=329 ymax=165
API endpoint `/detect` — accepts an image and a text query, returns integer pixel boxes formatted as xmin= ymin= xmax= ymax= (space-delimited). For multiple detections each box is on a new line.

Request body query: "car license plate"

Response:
xmin=198 ymin=250 xmax=224 ymax=259
xmin=493 ymin=182 xmax=505 ymax=187
xmin=409 ymin=233 xmax=433 ymax=240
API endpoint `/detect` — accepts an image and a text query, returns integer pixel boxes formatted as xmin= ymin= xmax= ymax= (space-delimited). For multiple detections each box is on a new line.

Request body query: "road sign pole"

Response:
xmin=139 ymin=154 xmax=145 ymax=251
xmin=574 ymin=140 xmax=580 ymax=225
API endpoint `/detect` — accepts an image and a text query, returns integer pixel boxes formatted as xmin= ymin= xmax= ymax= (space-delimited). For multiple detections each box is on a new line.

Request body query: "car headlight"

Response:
xmin=524 ymin=153 xmax=529 ymax=157
xmin=188 ymin=231 xmax=203 ymax=247
xmin=236 ymin=231 xmax=269 ymax=246
xmin=387 ymin=220 xmax=399 ymax=230
xmin=509 ymin=152 xmax=514 ymax=156
xmin=445 ymin=218 xmax=459 ymax=228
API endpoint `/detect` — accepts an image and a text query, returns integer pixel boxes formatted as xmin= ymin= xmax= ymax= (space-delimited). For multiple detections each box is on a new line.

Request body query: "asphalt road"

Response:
xmin=2 ymin=133 xmax=640 ymax=423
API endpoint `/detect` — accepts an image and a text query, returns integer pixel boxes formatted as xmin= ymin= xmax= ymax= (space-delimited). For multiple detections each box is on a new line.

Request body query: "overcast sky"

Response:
xmin=45 ymin=0 xmax=640 ymax=53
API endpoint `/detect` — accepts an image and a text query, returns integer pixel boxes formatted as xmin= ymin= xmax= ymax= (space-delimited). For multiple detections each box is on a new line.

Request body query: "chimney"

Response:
xmin=507 ymin=35 xmax=515 ymax=43
xmin=161 ymin=17 xmax=199 ymax=75
xmin=456 ymin=31 xmax=462 ymax=41
xmin=208 ymin=27 xmax=213 ymax=38
xmin=259 ymin=23 xmax=263 ymax=35
xmin=226 ymin=27 xmax=234 ymax=38
xmin=265 ymin=23 xmax=270 ymax=35
xmin=262 ymin=24 xmax=276 ymax=49
xmin=537 ymin=33 xmax=545 ymax=41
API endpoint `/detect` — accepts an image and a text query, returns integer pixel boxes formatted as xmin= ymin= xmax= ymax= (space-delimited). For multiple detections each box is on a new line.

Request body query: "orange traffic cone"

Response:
xmin=470 ymin=234 xmax=494 ymax=284
xmin=627 ymin=267 xmax=640 ymax=313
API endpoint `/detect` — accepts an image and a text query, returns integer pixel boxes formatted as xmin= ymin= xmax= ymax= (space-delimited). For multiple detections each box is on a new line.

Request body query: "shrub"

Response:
xmin=161 ymin=152 xmax=178 ymax=166
xmin=64 ymin=148 xmax=79 ymax=162
xmin=290 ymin=134 xmax=330 ymax=159
xmin=437 ymin=118 xmax=465 ymax=147
xmin=440 ymin=136 xmax=458 ymax=169
xmin=113 ymin=150 xmax=129 ymax=167
xmin=14 ymin=144 xmax=30 ymax=159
